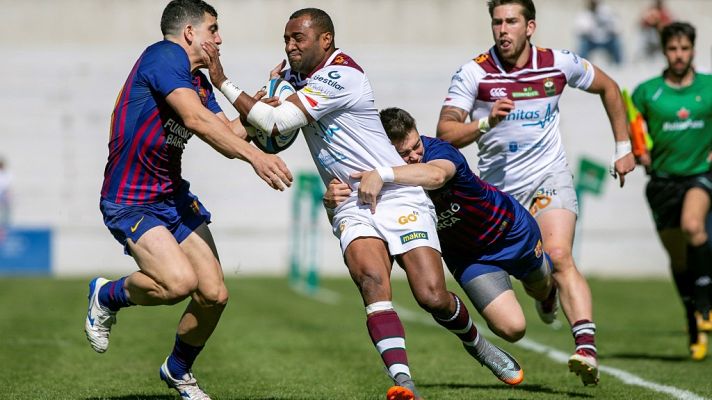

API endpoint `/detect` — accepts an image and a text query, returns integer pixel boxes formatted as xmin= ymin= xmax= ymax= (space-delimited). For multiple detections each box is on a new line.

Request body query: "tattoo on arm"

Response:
xmin=439 ymin=106 xmax=468 ymax=123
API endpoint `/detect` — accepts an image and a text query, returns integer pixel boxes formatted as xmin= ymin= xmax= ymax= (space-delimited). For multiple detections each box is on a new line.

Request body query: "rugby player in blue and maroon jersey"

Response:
xmin=85 ymin=1 xmax=292 ymax=399
xmin=325 ymin=107 xmax=557 ymax=384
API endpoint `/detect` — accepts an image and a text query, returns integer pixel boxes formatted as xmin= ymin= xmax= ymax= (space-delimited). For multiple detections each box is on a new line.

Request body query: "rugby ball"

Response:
xmin=251 ymin=78 xmax=300 ymax=154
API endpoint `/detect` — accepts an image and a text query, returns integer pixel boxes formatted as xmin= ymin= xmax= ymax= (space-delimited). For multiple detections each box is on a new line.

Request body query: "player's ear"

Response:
xmin=526 ymin=19 xmax=536 ymax=38
xmin=184 ymin=24 xmax=195 ymax=44
xmin=321 ymin=31 xmax=333 ymax=51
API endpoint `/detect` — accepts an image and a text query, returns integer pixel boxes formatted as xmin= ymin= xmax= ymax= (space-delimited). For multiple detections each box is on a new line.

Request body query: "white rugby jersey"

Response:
xmin=284 ymin=49 xmax=428 ymax=204
xmin=442 ymin=45 xmax=595 ymax=195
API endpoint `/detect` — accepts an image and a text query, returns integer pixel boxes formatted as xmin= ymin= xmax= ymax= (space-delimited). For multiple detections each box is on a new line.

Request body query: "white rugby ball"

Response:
xmin=252 ymin=78 xmax=300 ymax=154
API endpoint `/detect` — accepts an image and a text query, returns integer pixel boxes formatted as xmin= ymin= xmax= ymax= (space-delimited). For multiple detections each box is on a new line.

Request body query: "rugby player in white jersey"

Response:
xmin=436 ymin=0 xmax=636 ymax=386
xmin=200 ymin=7 xmax=524 ymax=399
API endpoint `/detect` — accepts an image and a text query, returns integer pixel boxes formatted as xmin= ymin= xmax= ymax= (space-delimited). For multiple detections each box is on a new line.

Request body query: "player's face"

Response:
xmin=664 ymin=35 xmax=694 ymax=78
xmin=284 ymin=16 xmax=329 ymax=74
xmin=393 ymin=130 xmax=424 ymax=165
xmin=193 ymin=13 xmax=222 ymax=68
xmin=491 ymin=5 xmax=535 ymax=64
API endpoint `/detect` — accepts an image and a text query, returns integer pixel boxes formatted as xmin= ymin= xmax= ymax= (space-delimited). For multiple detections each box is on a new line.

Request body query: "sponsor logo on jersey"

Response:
xmin=543 ymin=78 xmax=557 ymax=96
xmin=490 ymin=87 xmax=508 ymax=98
xmin=312 ymin=73 xmax=344 ymax=90
xmin=316 ymin=150 xmax=348 ymax=168
xmin=561 ymin=49 xmax=579 ymax=63
xmin=397 ymin=211 xmax=419 ymax=225
xmin=303 ymin=87 xmax=329 ymax=99
xmin=400 ymin=231 xmax=428 ymax=244
xmin=513 ymin=104 xmax=555 ymax=129
xmin=508 ymin=141 xmax=543 ymax=152
xmin=315 ymin=121 xmax=342 ymax=144
xmin=339 ymin=220 xmax=347 ymax=233
xmin=164 ymin=118 xmax=194 ymax=149
xmin=663 ymin=119 xmax=705 ymax=131
xmin=512 ymin=87 xmax=540 ymax=98
xmin=498 ymin=220 xmax=509 ymax=232
xmin=475 ymin=53 xmax=489 ymax=64
xmin=130 ymin=216 xmax=144 ymax=233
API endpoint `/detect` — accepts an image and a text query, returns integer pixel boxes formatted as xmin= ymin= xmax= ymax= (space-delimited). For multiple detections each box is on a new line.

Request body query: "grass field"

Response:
xmin=1 ymin=276 xmax=710 ymax=400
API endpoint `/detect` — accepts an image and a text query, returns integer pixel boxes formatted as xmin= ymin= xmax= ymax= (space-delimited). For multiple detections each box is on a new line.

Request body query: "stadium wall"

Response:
xmin=2 ymin=0 xmax=712 ymax=277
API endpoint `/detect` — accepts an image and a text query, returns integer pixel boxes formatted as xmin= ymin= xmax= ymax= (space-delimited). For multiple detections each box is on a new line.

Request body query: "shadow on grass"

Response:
xmin=419 ymin=382 xmax=594 ymax=398
xmin=86 ymin=396 xmax=308 ymax=400
xmin=601 ymin=352 xmax=689 ymax=362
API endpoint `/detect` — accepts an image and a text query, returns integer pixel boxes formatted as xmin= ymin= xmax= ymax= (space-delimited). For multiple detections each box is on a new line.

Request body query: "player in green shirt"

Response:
xmin=632 ymin=21 xmax=712 ymax=361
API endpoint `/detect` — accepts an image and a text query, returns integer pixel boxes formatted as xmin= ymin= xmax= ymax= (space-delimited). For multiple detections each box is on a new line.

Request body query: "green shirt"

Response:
xmin=632 ymin=72 xmax=712 ymax=176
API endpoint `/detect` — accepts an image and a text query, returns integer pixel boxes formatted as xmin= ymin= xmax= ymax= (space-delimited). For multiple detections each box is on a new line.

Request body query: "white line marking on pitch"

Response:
xmin=394 ymin=302 xmax=708 ymax=400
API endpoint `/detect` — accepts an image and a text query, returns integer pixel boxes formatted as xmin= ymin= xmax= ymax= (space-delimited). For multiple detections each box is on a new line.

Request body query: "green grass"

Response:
xmin=0 ymin=276 xmax=710 ymax=399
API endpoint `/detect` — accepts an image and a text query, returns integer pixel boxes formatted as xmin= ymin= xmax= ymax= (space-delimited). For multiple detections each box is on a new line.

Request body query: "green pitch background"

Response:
xmin=1 ymin=277 xmax=710 ymax=399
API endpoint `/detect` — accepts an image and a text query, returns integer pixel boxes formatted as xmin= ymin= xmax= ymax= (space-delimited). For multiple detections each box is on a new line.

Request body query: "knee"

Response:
xmin=351 ymin=269 xmax=389 ymax=299
xmin=414 ymin=287 xmax=451 ymax=314
xmin=681 ymin=218 xmax=707 ymax=246
xmin=488 ymin=319 xmax=526 ymax=343
xmin=546 ymin=246 xmax=573 ymax=270
xmin=160 ymin=273 xmax=199 ymax=304
xmin=196 ymin=283 xmax=229 ymax=308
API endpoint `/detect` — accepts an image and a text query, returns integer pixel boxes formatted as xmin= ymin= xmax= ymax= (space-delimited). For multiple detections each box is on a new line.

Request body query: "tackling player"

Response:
xmin=85 ymin=1 xmax=292 ymax=399
xmin=325 ymin=107 xmax=558 ymax=346
xmin=435 ymin=0 xmax=636 ymax=386
xmin=202 ymin=8 xmax=523 ymax=399
xmin=632 ymin=21 xmax=712 ymax=361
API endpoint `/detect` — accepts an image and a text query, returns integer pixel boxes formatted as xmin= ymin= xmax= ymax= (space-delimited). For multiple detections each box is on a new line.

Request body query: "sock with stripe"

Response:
xmin=433 ymin=292 xmax=481 ymax=351
xmin=167 ymin=334 xmax=204 ymax=378
xmin=98 ymin=276 xmax=134 ymax=311
xmin=366 ymin=309 xmax=413 ymax=386
xmin=572 ymin=319 xmax=597 ymax=358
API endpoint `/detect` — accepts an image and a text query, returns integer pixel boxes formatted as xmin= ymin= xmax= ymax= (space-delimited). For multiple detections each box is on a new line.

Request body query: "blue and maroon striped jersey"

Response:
xmin=421 ymin=136 xmax=517 ymax=256
xmin=102 ymin=40 xmax=222 ymax=204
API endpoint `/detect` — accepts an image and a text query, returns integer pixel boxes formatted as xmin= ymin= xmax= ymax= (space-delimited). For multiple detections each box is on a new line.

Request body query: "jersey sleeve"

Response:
xmin=296 ymin=66 xmax=360 ymax=121
xmin=555 ymin=49 xmax=595 ymax=90
xmin=442 ymin=61 xmax=479 ymax=112
xmin=424 ymin=137 xmax=467 ymax=170
xmin=631 ymin=84 xmax=647 ymax=117
xmin=142 ymin=44 xmax=194 ymax=98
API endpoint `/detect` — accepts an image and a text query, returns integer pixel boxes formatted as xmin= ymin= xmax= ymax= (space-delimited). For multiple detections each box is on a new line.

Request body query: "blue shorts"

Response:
xmin=444 ymin=205 xmax=544 ymax=284
xmin=100 ymin=181 xmax=211 ymax=255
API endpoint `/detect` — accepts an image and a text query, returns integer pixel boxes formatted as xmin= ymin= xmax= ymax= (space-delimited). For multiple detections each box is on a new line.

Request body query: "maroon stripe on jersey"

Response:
xmin=115 ymin=109 xmax=160 ymax=203
xmin=536 ymin=47 xmax=555 ymax=68
xmin=328 ymin=52 xmax=364 ymax=73
xmin=126 ymin=118 xmax=165 ymax=203
xmin=477 ymin=73 xmax=567 ymax=102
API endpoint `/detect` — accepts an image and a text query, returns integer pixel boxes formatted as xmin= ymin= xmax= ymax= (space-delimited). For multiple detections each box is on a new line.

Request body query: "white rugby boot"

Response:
xmin=84 ymin=277 xmax=117 ymax=353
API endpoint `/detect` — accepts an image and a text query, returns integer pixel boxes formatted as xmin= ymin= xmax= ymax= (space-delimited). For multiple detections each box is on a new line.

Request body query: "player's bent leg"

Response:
xmin=681 ymin=188 xmax=712 ymax=331
xmin=397 ymin=246 xmax=452 ymax=318
xmin=460 ymin=269 xmax=525 ymax=342
xmin=126 ymin=226 xmax=200 ymax=306
xmin=521 ymin=254 xmax=559 ymax=325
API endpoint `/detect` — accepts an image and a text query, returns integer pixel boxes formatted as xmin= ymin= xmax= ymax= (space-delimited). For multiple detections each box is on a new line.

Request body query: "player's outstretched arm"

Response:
xmin=436 ymin=100 xmax=513 ymax=148
xmin=352 ymin=160 xmax=456 ymax=213
xmin=166 ymin=88 xmax=293 ymax=191
xmin=585 ymin=65 xmax=636 ymax=187
xmin=201 ymin=41 xmax=310 ymax=137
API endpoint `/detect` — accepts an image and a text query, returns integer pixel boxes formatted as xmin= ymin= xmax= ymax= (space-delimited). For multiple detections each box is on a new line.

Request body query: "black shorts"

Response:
xmin=645 ymin=170 xmax=712 ymax=230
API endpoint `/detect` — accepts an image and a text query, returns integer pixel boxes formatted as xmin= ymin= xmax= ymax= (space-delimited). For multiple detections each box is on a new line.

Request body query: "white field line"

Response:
xmin=290 ymin=287 xmax=708 ymax=400
xmin=392 ymin=302 xmax=709 ymax=400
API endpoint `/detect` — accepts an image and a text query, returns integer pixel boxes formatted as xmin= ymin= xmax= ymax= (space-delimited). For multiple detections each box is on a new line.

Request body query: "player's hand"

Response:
xmin=251 ymin=153 xmax=293 ymax=191
xmin=201 ymin=41 xmax=228 ymax=89
xmin=611 ymin=152 xmax=636 ymax=187
xmin=269 ymin=60 xmax=287 ymax=79
xmin=352 ymin=170 xmax=384 ymax=214
xmin=489 ymin=98 xmax=515 ymax=129
xmin=323 ymin=178 xmax=351 ymax=209
xmin=636 ymin=152 xmax=652 ymax=175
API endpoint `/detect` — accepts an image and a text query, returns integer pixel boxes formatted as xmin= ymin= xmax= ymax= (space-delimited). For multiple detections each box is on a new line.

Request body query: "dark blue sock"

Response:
xmin=98 ymin=276 xmax=133 ymax=311
xmin=167 ymin=335 xmax=204 ymax=378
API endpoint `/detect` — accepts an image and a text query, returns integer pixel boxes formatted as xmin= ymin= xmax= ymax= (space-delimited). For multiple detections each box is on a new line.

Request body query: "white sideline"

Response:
xmin=294 ymin=289 xmax=708 ymax=400
xmin=393 ymin=303 xmax=708 ymax=400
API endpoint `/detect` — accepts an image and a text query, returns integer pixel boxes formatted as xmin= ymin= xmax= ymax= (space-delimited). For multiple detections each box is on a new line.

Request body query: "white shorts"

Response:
xmin=510 ymin=167 xmax=579 ymax=218
xmin=331 ymin=187 xmax=440 ymax=256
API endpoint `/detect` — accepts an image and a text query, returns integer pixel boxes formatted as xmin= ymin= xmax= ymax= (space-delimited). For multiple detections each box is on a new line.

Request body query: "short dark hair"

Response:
xmin=161 ymin=0 xmax=217 ymax=36
xmin=487 ymin=0 xmax=536 ymax=21
xmin=660 ymin=22 xmax=696 ymax=48
xmin=379 ymin=108 xmax=417 ymax=143
xmin=289 ymin=8 xmax=335 ymax=36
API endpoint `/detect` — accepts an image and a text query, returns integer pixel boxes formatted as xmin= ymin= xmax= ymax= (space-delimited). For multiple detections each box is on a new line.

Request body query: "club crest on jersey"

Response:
xmin=534 ymin=240 xmax=543 ymax=258
xmin=543 ymin=78 xmax=556 ymax=97
xmin=334 ymin=55 xmax=348 ymax=65
xmin=400 ymin=231 xmax=428 ymax=244
xmin=190 ymin=200 xmax=200 ymax=215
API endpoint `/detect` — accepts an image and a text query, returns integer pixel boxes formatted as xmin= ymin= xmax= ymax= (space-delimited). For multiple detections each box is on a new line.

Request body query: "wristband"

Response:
xmin=609 ymin=140 xmax=632 ymax=178
xmin=219 ymin=79 xmax=243 ymax=104
xmin=478 ymin=116 xmax=491 ymax=133
xmin=376 ymin=167 xmax=395 ymax=183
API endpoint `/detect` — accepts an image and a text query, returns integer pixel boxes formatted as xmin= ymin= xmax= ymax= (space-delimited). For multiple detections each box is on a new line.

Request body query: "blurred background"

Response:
xmin=1 ymin=0 xmax=711 ymax=278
